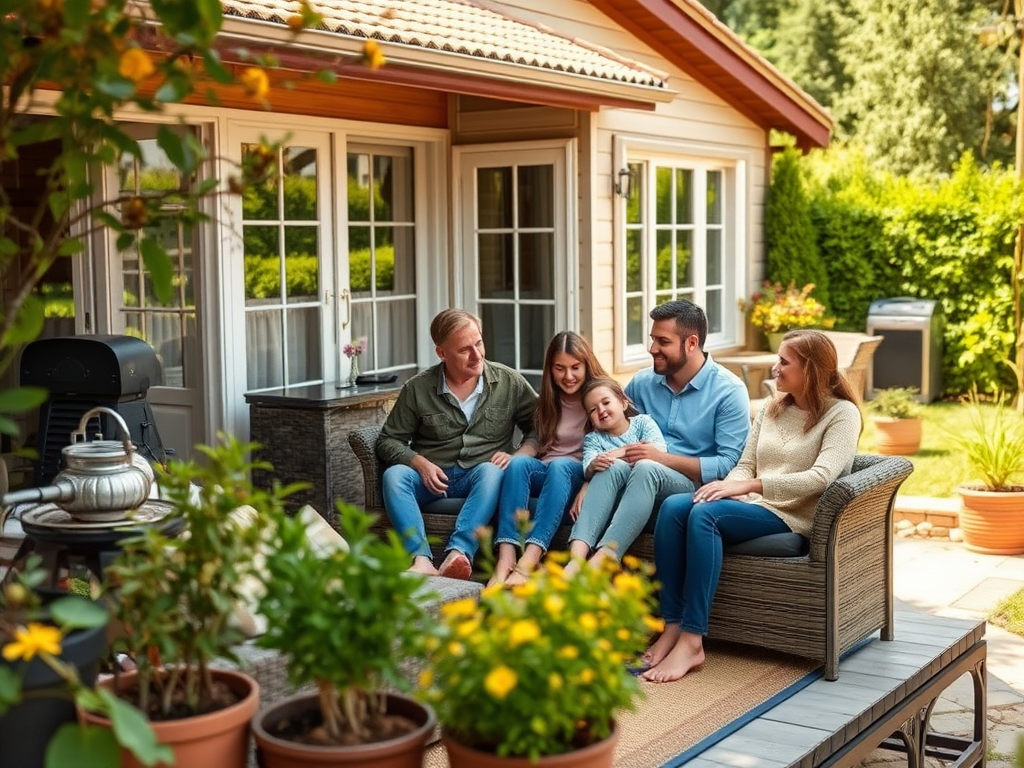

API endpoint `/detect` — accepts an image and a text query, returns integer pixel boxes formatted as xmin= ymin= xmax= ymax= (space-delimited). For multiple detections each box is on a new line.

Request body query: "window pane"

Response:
xmin=124 ymin=271 xmax=140 ymax=308
xmin=676 ymin=169 xmax=693 ymax=224
xmin=520 ymin=304 xmax=554 ymax=371
xmin=287 ymin=307 xmax=321 ymax=382
xmin=519 ymin=232 xmax=553 ymax=300
xmin=477 ymin=167 xmax=512 ymax=229
xmin=373 ymin=299 xmax=417 ymax=370
xmin=391 ymin=225 xmax=416 ymax=294
xmin=626 ymin=230 xmax=642 ymax=292
xmin=705 ymin=289 xmax=722 ymax=334
xmin=677 ymin=231 xmax=693 ymax=289
xmin=706 ymin=230 xmax=722 ymax=284
xmin=242 ymin=144 xmax=278 ymax=220
xmin=347 ymin=153 xmax=371 ymax=221
xmin=244 ymin=226 xmax=281 ymax=301
xmin=626 ymin=296 xmax=645 ymax=346
xmin=480 ymin=303 xmax=516 ymax=367
xmin=707 ymin=171 xmax=723 ymax=224
xmin=374 ymin=227 xmax=398 ymax=293
xmin=656 ymin=230 xmax=672 ymax=291
xmin=625 ymin=162 xmax=643 ymax=225
xmin=479 ymin=233 xmax=514 ymax=299
xmin=349 ymin=226 xmax=371 ymax=294
xmin=655 ymin=166 xmax=672 ymax=224
xmin=246 ymin=309 xmax=284 ymax=388
xmin=351 ymin=301 xmax=372 ymax=358
xmin=518 ymin=165 xmax=553 ymax=228
xmin=284 ymin=227 xmax=319 ymax=304
xmin=283 ymin=146 xmax=317 ymax=220
xmin=375 ymin=152 xmax=413 ymax=223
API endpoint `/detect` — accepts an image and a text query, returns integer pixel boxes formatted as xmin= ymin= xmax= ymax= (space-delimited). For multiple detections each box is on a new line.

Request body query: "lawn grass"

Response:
xmin=989 ymin=586 xmax=1024 ymax=639
xmin=858 ymin=400 xmax=982 ymax=498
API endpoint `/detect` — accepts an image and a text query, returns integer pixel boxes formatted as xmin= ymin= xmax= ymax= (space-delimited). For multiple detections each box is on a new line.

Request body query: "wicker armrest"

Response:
xmin=808 ymin=454 xmax=913 ymax=562
xmin=347 ymin=425 xmax=385 ymax=511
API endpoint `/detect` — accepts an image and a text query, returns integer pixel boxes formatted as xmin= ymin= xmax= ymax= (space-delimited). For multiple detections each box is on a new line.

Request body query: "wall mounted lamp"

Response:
xmin=614 ymin=166 xmax=634 ymax=199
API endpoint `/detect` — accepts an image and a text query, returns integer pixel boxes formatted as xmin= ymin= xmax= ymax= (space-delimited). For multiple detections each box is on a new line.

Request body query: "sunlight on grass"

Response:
xmin=858 ymin=400 xmax=986 ymax=498
xmin=989 ymin=587 xmax=1024 ymax=639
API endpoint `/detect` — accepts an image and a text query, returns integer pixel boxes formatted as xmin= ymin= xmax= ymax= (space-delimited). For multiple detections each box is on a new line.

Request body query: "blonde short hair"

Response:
xmin=430 ymin=309 xmax=482 ymax=346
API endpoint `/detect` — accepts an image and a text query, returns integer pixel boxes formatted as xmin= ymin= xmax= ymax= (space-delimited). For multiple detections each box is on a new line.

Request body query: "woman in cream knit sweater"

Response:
xmin=641 ymin=329 xmax=861 ymax=683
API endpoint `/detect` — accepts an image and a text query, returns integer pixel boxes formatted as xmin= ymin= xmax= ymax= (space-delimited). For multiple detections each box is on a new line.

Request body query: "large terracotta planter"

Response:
xmin=252 ymin=691 xmax=435 ymax=768
xmin=872 ymin=417 xmax=922 ymax=455
xmin=0 ymin=620 xmax=107 ymax=768
xmin=443 ymin=722 xmax=619 ymax=768
xmin=84 ymin=668 xmax=259 ymax=768
xmin=957 ymin=485 xmax=1024 ymax=555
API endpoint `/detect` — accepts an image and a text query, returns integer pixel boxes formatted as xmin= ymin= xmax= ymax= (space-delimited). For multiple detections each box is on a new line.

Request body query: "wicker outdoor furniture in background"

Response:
xmin=348 ymin=425 xmax=913 ymax=680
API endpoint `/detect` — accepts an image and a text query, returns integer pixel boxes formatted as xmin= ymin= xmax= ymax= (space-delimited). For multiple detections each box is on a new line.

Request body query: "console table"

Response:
xmin=245 ymin=374 xmax=412 ymax=528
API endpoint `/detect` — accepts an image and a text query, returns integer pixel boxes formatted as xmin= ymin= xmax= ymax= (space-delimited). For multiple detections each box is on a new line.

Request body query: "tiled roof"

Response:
xmin=220 ymin=0 xmax=668 ymax=89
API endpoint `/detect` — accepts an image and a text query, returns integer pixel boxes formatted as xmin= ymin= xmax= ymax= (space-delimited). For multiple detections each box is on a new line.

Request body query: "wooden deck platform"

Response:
xmin=684 ymin=608 xmax=986 ymax=768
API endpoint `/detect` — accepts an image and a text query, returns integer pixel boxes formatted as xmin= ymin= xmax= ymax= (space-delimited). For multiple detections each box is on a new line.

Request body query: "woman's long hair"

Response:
xmin=767 ymin=330 xmax=859 ymax=431
xmin=535 ymin=332 xmax=610 ymax=453
xmin=580 ymin=377 xmax=640 ymax=433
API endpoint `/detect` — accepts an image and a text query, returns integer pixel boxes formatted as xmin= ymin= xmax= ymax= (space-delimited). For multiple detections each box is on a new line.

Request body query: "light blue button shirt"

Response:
xmin=624 ymin=354 xmax=750 ymax=484
xmin=441 ymin=371 xmax=485 ymax=423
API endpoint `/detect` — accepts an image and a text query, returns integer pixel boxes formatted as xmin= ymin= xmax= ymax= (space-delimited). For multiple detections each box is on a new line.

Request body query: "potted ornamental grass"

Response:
xmin=738 ymin=281 xmax=833 ymax=351
xmin=421 ymin=534 xmax=660 ymax=767
xmin=948 ymin=389 xmax=1024 ymax=555
xmin=867 ymin=387 xmax=923 ymax=455
xmin=89 ymin=435 xmax=302 ymax=767
xmin=251 ymin=502 xmax=440 ymax=768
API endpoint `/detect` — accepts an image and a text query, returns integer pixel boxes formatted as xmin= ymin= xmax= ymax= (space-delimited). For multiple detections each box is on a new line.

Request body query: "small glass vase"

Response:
xmin=345 ymin=355 xmax=361 ymax=388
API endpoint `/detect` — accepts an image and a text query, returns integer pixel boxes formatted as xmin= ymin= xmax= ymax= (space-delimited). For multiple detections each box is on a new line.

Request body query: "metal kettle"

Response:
xmin=1 ymin=406 xmax=155 ymax=521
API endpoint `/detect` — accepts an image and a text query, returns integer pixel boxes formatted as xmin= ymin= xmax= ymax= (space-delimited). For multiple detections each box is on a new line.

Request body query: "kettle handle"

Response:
xmin=71 ymin=406 xmax=135 ymax=457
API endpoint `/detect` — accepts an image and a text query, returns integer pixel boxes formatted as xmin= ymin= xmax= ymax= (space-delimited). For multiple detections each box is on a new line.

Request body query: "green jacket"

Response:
xmin=376 ymin=361 xmax=538 ymax=469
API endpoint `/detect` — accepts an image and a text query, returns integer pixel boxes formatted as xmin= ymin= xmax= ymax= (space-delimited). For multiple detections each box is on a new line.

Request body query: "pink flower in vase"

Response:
xmin=343 ymin=338 xmax=367 ymax=359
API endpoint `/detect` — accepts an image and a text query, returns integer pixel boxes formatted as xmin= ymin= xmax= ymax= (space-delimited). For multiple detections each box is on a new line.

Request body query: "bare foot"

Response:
xmin=562 ymin=559 xmax=582 ymax=579
xmin=504 ymin=565 xmax=532 ymax=587
xmin=641 ymin=624 xmax=681 ymax=667
xmin=487 ymin=561 xmax=515 ymax=587
xmin=640 ymin=632 xmax=705 ymax=683
xmin=408 ymin=555 xmax=439 ymax=576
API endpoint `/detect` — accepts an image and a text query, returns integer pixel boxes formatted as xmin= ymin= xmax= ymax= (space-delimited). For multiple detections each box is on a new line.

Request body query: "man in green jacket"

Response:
xmin=376 ymin=308 xmax=538 ymax=578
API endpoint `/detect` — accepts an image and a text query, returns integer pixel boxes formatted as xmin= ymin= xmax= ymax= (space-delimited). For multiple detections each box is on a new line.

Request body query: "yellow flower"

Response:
xmin=441 ymin=598 xmax=478 ymax=619
xmin=361 ymin=39 xmax=386 ymax=70
xmin=456 ymin=618 xmax=480 ymax=638
xmin=579 ymin=668 xmax=595 ymax=684
xmin=239 ymin=67 xmax=270 ymax=100
xmin=418 ymin=669 xmax=434 ymax=688
xmin=484 ymin=665 xmax=517 ymax=699
xmin=480 ymin=583 xmax=503 ymax=600
xmin=557 ymin=645 xmax=579 ymax=660
xmin=597 ymin=638 xmax=612 ymax=651
xmin=286 ymin=14 xmax=305 ymax=30
xmin=2 ymin=622 xmax=63 ymax=662
xmin=622 ymin=554 xmax=642 ymax=570
xmin=643 ymin=615 xmax=666 ymax=633
xmin=511 ymin=581 xmax=537 ymax=598
xmin=578 ymin=612 xmax=598 ymax=631
xmin=616 ymin=628 xmax=631 ymax=641
xmin=543 ymin=595 xmax=565 ymax=615
xmin=509 ymin=619 xmax=540 ymax=647
xmin=613 ymin=572 xmax=643 ymax=595
xmin=118 ymin=48 xmax=155 ymax=84
xmin=548 ymin=672 xmax=563 ymax=690
xmin=448 ymin=641 xmax=465 ymax=657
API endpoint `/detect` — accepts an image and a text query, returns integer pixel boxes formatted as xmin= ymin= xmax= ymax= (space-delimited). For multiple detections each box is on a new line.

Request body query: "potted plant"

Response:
xmin=867 ymin=387 xmax=923 ymax=455
xmin=85 ymin=436 xmax=301 ymax=767
xmin=0 ymin=557 xmax=168 ymax=768
xmin=421 ymin=541 xmax=660 ymax=767
xmin=251 ymin=502 xmax=440 ymax=767
xmin=948 ymin=389 xmax=1024 ymax=555
xmin=738 ymin=281 xmax=833 ymax=351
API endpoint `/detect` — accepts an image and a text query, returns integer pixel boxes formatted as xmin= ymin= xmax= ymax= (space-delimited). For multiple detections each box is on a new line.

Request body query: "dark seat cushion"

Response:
xmin=724 ymin=532 xmax=808 ymax=558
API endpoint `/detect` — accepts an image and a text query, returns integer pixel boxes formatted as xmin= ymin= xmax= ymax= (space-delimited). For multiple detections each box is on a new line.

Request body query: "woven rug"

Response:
xmin=423 ymin=640 xmax=819 ymax=768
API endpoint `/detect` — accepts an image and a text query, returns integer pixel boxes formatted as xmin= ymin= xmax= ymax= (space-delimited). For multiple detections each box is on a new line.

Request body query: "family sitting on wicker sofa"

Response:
xmin=364 ymin=303 xmax=910 ymax=681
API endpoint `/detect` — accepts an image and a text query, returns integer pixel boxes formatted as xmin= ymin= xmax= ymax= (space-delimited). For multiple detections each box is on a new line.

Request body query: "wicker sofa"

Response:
xmin=347 ymin=424 xmax=913 ymax=680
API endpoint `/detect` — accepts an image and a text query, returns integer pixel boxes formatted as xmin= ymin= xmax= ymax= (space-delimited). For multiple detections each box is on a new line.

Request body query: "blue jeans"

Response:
xmin=570 ymin=459 xmax=696 ymax=556
xmin=495 ymin=456 xmax=584 ymax=552
xmin=381 ymin=462 xmax=505 ymax=560
xmin=654 ymin=494 xmax=791 ymax=635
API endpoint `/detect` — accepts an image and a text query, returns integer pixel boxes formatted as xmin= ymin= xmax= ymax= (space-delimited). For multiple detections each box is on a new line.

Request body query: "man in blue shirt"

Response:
xmin=565 ymin=300 xmax=750 ymax=570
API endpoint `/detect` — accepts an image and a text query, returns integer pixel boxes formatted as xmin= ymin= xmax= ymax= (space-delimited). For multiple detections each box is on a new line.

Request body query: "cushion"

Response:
xmin=724 ymin=532 xmax=808 ymax=558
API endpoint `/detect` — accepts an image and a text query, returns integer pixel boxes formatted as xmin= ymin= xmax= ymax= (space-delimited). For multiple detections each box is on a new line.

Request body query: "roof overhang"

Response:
xmin=588 ymin=0 xmax=832 ymax=149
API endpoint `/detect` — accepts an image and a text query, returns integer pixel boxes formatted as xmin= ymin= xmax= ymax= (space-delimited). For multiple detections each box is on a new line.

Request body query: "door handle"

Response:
xmin=341 ymin=288 xmax=351 ymax=329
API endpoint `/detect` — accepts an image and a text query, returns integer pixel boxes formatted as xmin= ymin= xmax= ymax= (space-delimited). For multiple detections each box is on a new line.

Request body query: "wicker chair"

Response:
xmin=347 ymin=425 xmax=913 ymax=680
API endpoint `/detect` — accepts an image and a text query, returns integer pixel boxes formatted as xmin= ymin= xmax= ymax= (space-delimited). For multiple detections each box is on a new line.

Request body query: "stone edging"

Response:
xmin=893 ymin=495 xmax=962 ymax=542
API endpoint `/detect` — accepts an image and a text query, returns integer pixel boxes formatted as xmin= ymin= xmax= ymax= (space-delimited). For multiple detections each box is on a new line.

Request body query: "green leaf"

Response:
xmin=57 ymin=237 xmax=85 ymax=256
xmin=196 ymin=0 xmax=224 ymax=35
xmin=0 ymin=415 xmax=19 ymax=438
xmin=45 ymin=723 xmax=120 ymax=768
xmin=0 ymin=236 xmax=18 ymax=255
xmin=63 ymin=0 xmax=91 ymax=27
xmin=140 ymin=239 xmax=174 ymax=304
xmin=49 ymin=596 xmax=107 ymax=629
xmin=0 ymin=666 xmax=21 ymax=709
xmin=116 ymin=232 xmax=136 ymax=251
xmin=99 ymin=688 xmax=174 ymax=767
xmin=2 ymin=294 xmax=45 ymax=346
xmin=156 ymin=125 xmax=187 ymax=171
xmin=94 ymin=78 xmax=136 ymax=100
xmin=0 ymin=386 xmax=48 ymax=413
xmin=201 ymin=49 xmax=233 ymax=84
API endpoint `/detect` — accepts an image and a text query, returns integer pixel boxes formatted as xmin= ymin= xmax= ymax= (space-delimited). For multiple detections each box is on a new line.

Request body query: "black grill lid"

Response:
xmin=21 ymin=334 xmax=163 ymax=397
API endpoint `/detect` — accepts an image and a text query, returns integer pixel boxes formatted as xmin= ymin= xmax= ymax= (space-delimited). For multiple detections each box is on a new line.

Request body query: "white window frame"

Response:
xmin=613 ymin=136 xmax=748 ymax=367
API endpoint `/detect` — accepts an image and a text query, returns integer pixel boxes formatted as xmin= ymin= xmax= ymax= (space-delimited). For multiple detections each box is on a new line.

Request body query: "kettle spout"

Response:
xmin=1 ymin=484 xmax=70 ymax=508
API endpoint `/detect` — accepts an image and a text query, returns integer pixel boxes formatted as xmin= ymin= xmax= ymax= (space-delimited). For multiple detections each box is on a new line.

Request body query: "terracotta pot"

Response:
xmin=84 ymin=668 xmax=259 ymax=768
xmin=957 ymin=485 xmax=1024 ymax=555
xmin=872 ymin=417 xmax=922 ymax=455
xmin=443 ymin=722 xmax=619 ymax=768
xmin=252 ymin=691 xmax=435 ymax=768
